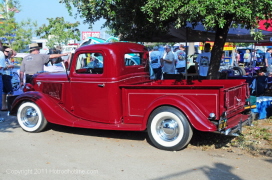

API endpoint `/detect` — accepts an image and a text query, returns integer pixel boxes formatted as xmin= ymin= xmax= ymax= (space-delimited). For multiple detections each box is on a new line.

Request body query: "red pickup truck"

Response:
xmin=9 ymin=42 xmax=251 ymax=151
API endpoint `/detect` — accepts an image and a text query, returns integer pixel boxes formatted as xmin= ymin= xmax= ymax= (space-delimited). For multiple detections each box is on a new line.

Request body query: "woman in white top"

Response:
xmin=243 ymin=49 xmax=251 ymax=67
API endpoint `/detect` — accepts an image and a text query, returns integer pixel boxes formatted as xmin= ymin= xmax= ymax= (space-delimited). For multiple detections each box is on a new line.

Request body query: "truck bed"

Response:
xmin=121 ymin=79 xmax=249 ymax=132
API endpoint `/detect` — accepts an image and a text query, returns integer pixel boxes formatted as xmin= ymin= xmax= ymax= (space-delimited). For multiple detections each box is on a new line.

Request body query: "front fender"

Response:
xmin=142 ymin=95 xmax=217 ymax=132
xmin=10 ymin=91 xmax=78 ymax=126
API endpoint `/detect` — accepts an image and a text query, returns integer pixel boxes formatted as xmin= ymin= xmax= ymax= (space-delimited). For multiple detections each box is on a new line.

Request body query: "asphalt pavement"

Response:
xmin=0 ymin=111 xmax=271 ymax=180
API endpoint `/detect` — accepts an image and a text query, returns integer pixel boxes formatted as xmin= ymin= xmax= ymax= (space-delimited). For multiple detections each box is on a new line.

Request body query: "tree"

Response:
xmin=35 ymin=17 xmax=80 ymax=48
xmin=0 ymin=0 xmax=36 ymax=52
xmin=60 ymin=0 xmax=272 ymax=79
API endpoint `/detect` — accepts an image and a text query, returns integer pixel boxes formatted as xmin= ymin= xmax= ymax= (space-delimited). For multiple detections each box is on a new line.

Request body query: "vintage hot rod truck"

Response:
xmin=9 ymin=42 xmax=251 ymax=151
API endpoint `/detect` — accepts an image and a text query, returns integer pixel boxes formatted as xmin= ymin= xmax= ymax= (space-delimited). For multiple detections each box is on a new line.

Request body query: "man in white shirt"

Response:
xmin=161 ymin=45 xmax=175 ymax=74
xmin=195 ymin=43 xmax=211 ymax=80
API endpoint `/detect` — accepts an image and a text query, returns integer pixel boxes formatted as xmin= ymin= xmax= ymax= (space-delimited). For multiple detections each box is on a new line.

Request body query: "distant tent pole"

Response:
xmin=185 ymin=27 xmax=188 ymax=80
xmin=252 ymin=43 xmax=256 ymax=76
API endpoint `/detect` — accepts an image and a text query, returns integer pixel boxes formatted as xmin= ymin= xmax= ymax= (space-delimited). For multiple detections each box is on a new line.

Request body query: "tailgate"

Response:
xmin=224 ymin=82 xmax=249 ymax=118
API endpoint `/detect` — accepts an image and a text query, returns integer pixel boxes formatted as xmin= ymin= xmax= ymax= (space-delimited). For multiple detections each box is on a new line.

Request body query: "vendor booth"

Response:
xmin=251 ymin=96 xmax=272 ymax=119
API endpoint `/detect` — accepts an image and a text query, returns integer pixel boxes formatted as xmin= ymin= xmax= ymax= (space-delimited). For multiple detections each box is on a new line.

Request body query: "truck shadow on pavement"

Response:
xmin=189 ymin=129 xmax=235 ymax=149
xmin=49 ymin=124 xmax=234 ymax=149
xmin=49 ymin=123 xmax=147 ymax=141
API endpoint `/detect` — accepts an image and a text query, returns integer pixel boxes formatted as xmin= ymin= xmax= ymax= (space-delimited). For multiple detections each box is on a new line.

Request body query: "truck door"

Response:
xmin=69 ymin=51 xmax=111 ymax=123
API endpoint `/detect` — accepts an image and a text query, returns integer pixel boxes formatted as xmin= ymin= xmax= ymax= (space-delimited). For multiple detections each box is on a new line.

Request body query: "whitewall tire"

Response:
xmin=17 ymin=102 xmax=48 ymax=132
xmin=148 ymin=106 xmax=193 ymax=151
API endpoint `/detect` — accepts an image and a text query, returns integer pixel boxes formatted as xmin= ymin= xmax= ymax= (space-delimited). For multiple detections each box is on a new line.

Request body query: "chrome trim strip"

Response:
xmin=37 ymin=75 xmax=149 ymax=84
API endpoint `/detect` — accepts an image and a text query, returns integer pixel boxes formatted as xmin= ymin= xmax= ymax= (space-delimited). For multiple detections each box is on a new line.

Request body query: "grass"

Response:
xmin=230 ymin=117 xmax=272 ymax=156
xmin=188 ymin=117 xmax=272 ymax=157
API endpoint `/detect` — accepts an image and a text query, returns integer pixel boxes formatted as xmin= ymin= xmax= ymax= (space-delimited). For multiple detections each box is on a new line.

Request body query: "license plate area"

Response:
xmin=218 ymin=117 xmax=227 ymax=131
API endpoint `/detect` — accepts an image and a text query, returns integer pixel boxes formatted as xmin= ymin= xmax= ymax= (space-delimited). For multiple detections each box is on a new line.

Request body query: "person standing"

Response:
xmin=195 ymin=43 xmax=211 ymax=80
xmin=0 ymin=41 xmax=5 ymax=120
xmin=48 ymin=47 xmax=62 ymax=65
xmin=234 ymin=49 xmax=240 ymax=67
xmin=252 ymin=50 xmax=257 ymax=67
xmin=161 ymin=45 xmax=175 ymax=74
xmin=175 ymin=44 xmax=186 ymax=73
xmin=243 ymin=49 xmax=251 ymax=67
xmin=1 ymin=47 xmax=15 ymax=111
xmin=149 ymin=46 xmax=162 ymax=80
xmin=20 ymin=43 xmax=70 ymax=86
xmin=265 ymin=48 xmax=272 ymax=77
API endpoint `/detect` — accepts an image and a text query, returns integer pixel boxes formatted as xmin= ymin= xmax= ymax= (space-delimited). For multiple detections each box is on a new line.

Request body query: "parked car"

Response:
xmin=61 ymin=45 xmax=78 ymax=61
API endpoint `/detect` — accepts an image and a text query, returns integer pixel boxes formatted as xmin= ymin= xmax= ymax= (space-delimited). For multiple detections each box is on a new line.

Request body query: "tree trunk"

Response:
xmin=208 ymin=18 xmax=233 ymax=79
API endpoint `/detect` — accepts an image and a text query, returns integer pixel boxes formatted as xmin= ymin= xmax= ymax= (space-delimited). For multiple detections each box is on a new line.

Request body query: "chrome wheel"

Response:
xmin=20 ymin=106 xmax=39 ymax=128
xmin=157 ymin=119 xmax=180 ymax=142
xmin=17 ymin=102 xmax=48 ymax=132
xmin=148 ymin=106 xmax=192 ymax=151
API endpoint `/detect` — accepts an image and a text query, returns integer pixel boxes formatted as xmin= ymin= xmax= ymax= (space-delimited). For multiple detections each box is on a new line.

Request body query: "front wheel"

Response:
xmin=147 ymin=106 xmax=193 ymax=151
xmin=17 ymin=102 xmax=48 ymax=132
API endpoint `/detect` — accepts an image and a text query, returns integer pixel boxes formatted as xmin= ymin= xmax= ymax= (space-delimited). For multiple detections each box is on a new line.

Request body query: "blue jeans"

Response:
xmin=153 ymin=67 xmax=162 ymax=80
xmin=0 ymin=75 xmax=3 ymax=110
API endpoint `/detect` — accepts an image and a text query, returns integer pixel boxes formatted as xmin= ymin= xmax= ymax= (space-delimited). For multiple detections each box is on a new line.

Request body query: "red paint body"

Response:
xmin=10 ymin=43 xmax=250 ymax=133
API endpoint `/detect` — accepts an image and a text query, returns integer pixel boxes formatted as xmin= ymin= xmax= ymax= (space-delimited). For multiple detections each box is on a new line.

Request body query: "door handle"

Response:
xmin=98 ymin=84 xmax=105 ymax=87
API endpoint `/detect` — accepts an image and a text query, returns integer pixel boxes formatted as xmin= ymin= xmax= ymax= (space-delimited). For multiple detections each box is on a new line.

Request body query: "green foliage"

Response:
xmin=60 ymin=0 xmax=272 ymax=78
xmin=0 ymin=0 xmax=36 ymax=51
xmin=35 ymin=17 xmax=80 ymax=48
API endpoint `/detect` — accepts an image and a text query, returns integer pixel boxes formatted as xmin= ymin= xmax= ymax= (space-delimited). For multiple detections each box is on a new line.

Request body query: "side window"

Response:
xmin=124 ymin=53 xmax=142 ymax=66
xmin=76 ymin=53 xmax=104 ymax=74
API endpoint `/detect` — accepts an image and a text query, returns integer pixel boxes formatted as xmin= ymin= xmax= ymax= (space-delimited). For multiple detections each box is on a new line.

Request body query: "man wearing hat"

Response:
xmin=161 ymin=45 xmax=175 ymax=74
xmin=20 ymin=43 xmax=69 ymax=85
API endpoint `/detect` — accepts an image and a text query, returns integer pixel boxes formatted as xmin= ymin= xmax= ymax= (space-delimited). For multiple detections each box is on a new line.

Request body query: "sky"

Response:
xmin=14 ymin=0 xmax=106 ymax=41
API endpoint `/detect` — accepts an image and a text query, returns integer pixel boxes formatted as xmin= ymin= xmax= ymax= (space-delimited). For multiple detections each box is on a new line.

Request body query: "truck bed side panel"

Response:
xmin=122 ymin=88 xmax=221 ymax=131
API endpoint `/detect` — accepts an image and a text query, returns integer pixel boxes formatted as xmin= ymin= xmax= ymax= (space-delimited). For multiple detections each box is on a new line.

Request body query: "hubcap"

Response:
xmin=21 ymin=106 xmax=39 ymax=128
xmin=157 ymin=119 xmax=179 ymax=141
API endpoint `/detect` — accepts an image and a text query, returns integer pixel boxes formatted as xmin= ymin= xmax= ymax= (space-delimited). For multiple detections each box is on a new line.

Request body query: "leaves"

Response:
xmin=60 ymin=0 xmax=272 ymax=78
xmin=0 ymin=0 xmax=35 ymax=51
xmin=35 ymin=17 xmax=80 ymax=48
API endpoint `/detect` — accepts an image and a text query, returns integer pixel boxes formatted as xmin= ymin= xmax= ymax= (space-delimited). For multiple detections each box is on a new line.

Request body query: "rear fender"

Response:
xmin=142 ymin=95 xmax=217 ymax=132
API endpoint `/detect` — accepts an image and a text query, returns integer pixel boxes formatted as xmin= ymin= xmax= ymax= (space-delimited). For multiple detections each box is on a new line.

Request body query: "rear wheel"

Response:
xmin=17 ymin=102 xmax=48 ymax=132
xmin=147 ymin=106 xmax=193 ymax=151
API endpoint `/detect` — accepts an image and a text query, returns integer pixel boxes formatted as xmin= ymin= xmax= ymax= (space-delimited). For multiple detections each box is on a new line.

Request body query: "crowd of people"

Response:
xmin=234 ymin=48 xmax=272 ymax=77
xmin=0 ymin=41 xmax=69 ymax=119
xmin=150 ymin=44 xmax=272 ymax=80
xmin=149 ymin=43 xmax=211 ymax=80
